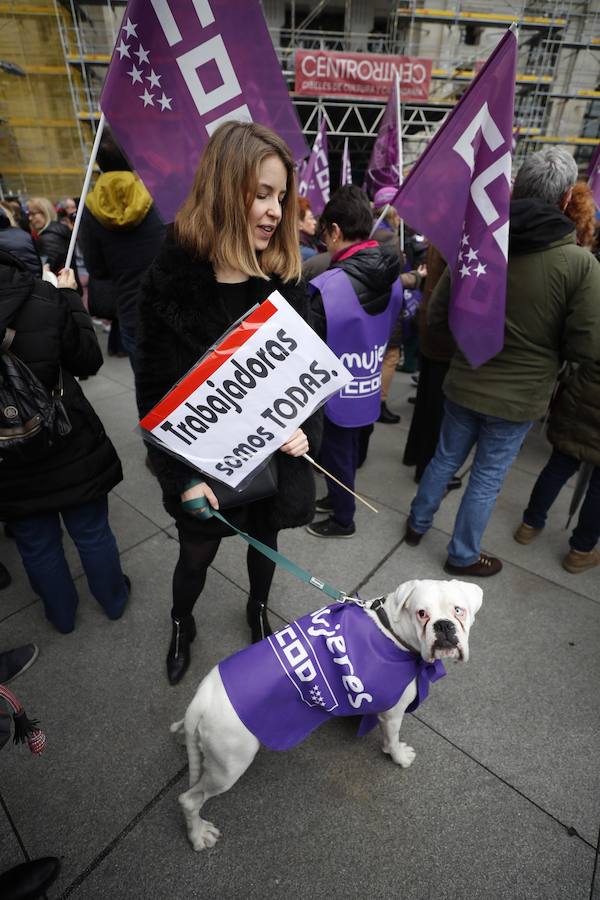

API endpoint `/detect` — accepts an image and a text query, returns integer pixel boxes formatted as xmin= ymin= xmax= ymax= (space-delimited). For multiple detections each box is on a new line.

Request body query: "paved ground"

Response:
xmin=1 ymin=333 xmax=598 ymax=900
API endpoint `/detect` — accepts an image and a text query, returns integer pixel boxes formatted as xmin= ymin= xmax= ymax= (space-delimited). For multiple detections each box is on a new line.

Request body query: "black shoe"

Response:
xmin=306 ymin=517 xmax=356 ymax=538
xmin=0 ymin=562 xmax=11 ymax=591
xmin=446 ymin=476 xmax=462 ymax=492
xmin=377 ymin=402 xmax=401 ymax=424
xmin=404 ymin=522 xmax=423 ymax=546
xmin=246 ymin=599 xmax=273 ymax=643
xmin=315 ymin=495 xmax=333 ymax=514
xmin=410 ymin=374 xmax=420 ymax=386
xmin=0 ymin=856 xmax=61 ymax=900
xmin=166 ymin=614 xmax=197 ymax=685
xmin=408 ymin=396 xmax=416 ymax=405
xmin=0 ymin=644 xmax=39 ymax=683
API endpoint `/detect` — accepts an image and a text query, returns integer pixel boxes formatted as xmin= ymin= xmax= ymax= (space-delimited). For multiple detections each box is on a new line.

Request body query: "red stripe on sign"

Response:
xmin=139 ymin=299 xmax=278 ymax=431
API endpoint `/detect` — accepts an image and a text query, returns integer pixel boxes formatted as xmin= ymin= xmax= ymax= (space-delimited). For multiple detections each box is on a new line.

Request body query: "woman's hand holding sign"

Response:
xmin=279 ymin=428 xmax=309 ymax=457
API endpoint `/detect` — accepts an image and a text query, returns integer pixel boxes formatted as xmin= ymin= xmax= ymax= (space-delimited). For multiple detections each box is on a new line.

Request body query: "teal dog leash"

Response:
xmin=181 ymin=494 xmax=356 ymax=604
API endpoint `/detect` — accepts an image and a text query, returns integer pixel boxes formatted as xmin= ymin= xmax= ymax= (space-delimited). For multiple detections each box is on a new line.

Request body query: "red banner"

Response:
xmin=295 ymin=50 xmax=432 ymax=102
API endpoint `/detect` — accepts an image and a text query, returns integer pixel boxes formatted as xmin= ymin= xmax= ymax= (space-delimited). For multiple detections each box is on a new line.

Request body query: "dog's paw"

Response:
xmin=190 ymin=819 xmax=221 ymax=851
xmin=385 ymin=741 xmax=416 ymax=768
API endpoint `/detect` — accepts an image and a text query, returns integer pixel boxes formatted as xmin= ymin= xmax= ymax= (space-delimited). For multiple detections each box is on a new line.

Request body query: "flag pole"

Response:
xmin=370 ymin=203 xmax=391 ymax=238
xmin=64 ymin=112 xmax=106 ymax=270
xmin=304 ymin=454 xmax=379 ymax=513
xmin=395 ymin=71 xmax=404 ymax=253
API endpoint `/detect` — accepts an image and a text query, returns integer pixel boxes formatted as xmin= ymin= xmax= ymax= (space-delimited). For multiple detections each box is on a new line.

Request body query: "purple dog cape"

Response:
xmin=219 ymin=602 xmax=445 ymax=751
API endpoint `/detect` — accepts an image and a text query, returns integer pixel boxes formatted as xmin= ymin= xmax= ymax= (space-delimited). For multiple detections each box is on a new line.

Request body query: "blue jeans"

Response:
xmin=524 ymin=449 xmax=600 ymax=552
xmin=409 ymin=400 xmax=532 ymax=566
xmin=9 ymin=497 xmax=128 ymax=633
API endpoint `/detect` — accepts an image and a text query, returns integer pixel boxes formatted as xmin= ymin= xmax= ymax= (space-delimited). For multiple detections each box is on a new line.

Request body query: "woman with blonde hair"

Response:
xmin=136 ymin=121 xmax=321 ymax=685
xmin=27 ymin=196 xmax=71 ymax=275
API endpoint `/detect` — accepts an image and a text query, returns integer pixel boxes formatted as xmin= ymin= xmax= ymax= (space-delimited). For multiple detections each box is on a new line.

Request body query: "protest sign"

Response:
xmin=139 ymin=292 xmax=352 ymax=488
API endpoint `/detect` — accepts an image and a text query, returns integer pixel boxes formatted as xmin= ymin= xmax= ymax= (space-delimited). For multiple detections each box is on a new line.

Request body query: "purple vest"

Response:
xmin=310 ymin=269 xmax=402 ymax=427
xmin=219 ymin=602 xmax=445 ymax=751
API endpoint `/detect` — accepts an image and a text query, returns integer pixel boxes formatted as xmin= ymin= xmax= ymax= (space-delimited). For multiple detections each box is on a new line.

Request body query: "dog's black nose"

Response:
xmin=433 ymin=619 xmax=458 ymax=646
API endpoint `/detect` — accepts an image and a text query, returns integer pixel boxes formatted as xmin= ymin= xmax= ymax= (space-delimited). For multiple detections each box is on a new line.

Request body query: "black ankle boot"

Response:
xmin=166 ymin=614 xmax=196 ymax=685
xmin=246 ymin=599 xmax=273 ymax=643
xmin=0 ymin=857 xmax=61 ymax=900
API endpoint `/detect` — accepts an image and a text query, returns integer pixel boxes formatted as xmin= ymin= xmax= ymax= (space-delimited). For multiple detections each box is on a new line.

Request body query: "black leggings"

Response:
xmin=171 ymin=511 xmax=278 ymax=620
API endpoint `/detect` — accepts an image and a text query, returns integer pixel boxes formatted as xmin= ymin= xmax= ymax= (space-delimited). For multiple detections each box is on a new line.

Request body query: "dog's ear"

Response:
xmin=388 ymin=581 xmax=418 ymax=616
xmin=459 ymin=582 xmax=483 ymax=617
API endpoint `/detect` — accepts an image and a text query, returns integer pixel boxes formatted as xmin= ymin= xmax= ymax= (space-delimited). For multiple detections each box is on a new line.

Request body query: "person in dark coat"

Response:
xmin=0 ymin=249 xmax=127 ymax=633
xmin=26 ymin=197 xmax=72 ymax=274
xmin=403 ymin=244 xmax=462 ymax=490
xmin=79 ymin=127 xmax=166 ymax=366
xmin=514 ymin=363 xmax=600 ymax=574
xmin=135 ymin=121 xmax=321 ymax=686
xmin=0 ymin=205 xmax=41 ymax=275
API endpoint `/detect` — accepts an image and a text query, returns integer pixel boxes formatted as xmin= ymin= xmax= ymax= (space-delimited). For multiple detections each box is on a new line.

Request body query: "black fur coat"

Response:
xmin=135 ymin=237 xmax=322 ymax=532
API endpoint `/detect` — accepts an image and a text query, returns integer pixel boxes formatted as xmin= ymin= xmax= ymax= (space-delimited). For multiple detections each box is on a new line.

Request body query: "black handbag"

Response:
xmin=198 ymin=455 xmax=278 ymax=511
xmin=0 ymin=328 xmax=72 ymax=462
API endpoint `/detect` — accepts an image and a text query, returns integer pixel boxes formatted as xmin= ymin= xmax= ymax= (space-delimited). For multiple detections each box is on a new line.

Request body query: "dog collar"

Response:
xmin=369 ymin=597 xmax=421 ymax=656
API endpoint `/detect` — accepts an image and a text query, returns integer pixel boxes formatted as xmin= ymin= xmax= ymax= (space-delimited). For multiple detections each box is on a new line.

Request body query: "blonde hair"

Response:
xmin=175 ymin=121 xmax=301 ymax=282
xmin=27 ymin=197 xmax=57 ymax=230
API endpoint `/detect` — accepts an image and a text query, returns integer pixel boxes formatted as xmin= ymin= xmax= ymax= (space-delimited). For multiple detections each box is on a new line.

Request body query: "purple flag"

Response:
xmin=392 ymin=27 xmax=517 ymax=368
xmin=587 ymin=143 xmax=600 ymax=208
xmin=100 ymin=0 xmax=308 ymax=223
xmin=340 ymin=137 xmax=352 ymax=186
xmin=298 ymin=119 xmax=330 ymax=216
xmin=363 ymin=78 xmax=401 ymax=198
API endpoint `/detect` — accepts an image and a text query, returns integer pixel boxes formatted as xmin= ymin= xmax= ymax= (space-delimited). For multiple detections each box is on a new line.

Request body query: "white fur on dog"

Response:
xmin=171 ymin=579 xmax=482 ymax=851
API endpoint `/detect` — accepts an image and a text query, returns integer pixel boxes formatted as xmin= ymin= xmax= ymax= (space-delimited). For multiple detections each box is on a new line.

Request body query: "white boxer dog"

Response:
xmin=171 ymin=578 xmax=482 ymax=851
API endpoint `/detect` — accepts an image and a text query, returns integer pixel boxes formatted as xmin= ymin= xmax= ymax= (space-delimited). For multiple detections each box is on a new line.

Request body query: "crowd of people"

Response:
xmin=0 ymin=124 xmax=599 ymax=896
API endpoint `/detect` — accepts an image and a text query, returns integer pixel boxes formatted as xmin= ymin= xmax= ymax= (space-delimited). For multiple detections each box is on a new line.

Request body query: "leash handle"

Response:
xmin=181 ymin=495 xmax=348 ymax=603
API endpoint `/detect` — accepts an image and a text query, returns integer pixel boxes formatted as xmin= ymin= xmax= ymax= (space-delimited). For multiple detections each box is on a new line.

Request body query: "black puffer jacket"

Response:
xmin=0 ymin=249 xmax=122 ymax=519
xmin=310 ymin=240 xmax=401 ymax=340
xmin=135 ymin=237 xmax=322 ymax=534
xmin=35 ymin=221 xmax=71 ymax=274
xmin=0 ymin=215 xmax=41 ymax=276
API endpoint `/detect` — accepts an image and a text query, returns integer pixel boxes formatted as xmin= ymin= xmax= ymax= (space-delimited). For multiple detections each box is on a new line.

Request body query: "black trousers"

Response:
xmin=403 ymin=356 xmax=450 ymax=480
xmin=171 ymin=501 xmax=278 ymax=620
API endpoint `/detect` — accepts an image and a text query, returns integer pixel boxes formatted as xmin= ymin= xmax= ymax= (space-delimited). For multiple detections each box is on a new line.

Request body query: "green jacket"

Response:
xmin=548 ymin=362 xmax=600 ymax=466
xmin=428 ymin=199 xmax=600 ymax=422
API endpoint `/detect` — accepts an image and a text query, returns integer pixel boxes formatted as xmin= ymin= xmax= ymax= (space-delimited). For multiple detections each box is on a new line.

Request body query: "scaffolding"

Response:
xmin=0 ymin=0 xmax=93 ymax=198
xmin=1 ymin=0 xmax=598 ymax=195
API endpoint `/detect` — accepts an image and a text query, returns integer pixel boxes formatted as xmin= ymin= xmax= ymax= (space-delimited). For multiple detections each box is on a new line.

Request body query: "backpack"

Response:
xmin=0 ymin=327 xmax=72 ymax=463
